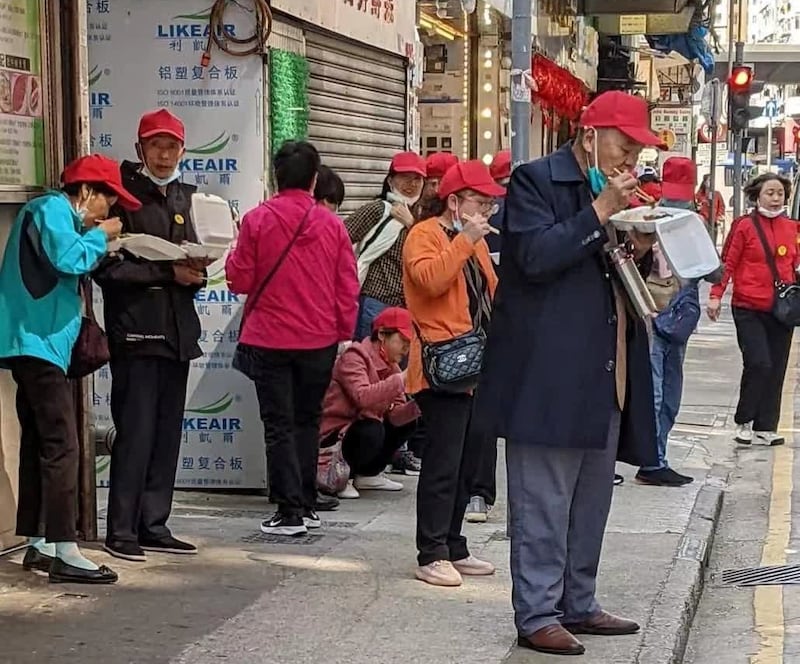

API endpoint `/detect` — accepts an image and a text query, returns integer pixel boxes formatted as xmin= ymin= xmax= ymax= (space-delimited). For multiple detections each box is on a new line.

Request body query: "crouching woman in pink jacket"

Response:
xmin=319 ymin=308 xmax=421 ymax=499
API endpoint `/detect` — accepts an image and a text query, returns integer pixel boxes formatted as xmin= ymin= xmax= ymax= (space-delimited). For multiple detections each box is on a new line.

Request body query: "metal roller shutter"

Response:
xmin=305 ymin=31 xmax=408 ymax=214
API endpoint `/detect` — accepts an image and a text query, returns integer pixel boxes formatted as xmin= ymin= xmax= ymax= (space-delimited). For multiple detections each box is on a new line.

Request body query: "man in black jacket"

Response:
xmin=94 ymin=109 xmax=205 ymax=562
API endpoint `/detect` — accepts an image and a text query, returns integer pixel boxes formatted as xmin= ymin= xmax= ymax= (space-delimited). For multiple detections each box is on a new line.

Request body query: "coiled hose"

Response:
xmin=203 ymin=0 xmax=273 ymax=63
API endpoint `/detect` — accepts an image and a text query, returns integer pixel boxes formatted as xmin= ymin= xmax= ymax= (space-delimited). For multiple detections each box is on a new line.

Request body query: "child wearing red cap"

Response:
xmin=94 ymin=108 xmax=205 ymax=562
xmin=0 ymin=154 xmax=138 ymax=584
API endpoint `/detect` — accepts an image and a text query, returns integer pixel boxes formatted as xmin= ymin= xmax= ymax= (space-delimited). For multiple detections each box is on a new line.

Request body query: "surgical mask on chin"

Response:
xmin=142 ymin=164 xmax=181 ymax=187
xmin=387 ymin=190 xmax=420 ymax=207
xmin=586 ymin=129 xmax=608 ymax=196
xmin=759 ymin=206 xmax=785 ymax=219
xmin=452 ymin=207 xmax=464 ymax=232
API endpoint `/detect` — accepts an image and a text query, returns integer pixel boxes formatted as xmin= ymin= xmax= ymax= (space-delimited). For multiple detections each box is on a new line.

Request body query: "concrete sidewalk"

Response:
xmin=0 ymin=309 xmax=747 ymax=664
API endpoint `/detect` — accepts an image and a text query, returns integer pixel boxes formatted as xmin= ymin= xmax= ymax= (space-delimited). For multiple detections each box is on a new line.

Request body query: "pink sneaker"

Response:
xmin=415 ymin=560 xmax=463 ymax=587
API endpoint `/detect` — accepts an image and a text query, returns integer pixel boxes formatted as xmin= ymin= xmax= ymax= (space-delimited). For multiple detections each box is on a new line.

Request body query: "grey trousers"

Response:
xmin=506 ymin=410 xmax=621 ymax=636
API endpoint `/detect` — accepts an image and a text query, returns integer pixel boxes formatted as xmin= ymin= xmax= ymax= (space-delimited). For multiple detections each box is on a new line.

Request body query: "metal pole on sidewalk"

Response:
xmin=708 ymin=79 xmax=720 ymax=244
xmin=732 ymin=41 xmax=745 ymax=220
xmin=510 ymin=0 xmax=532 ymax=167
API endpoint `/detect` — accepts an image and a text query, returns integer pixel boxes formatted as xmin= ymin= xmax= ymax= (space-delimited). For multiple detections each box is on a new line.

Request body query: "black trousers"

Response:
xmin=415 ymin=390 xmax=480 ymax=566
xmin=340 ymin=418 xmax=416 ymax=477
xmin=249 ymin=345 xmax=337 ymax=517
xmin=733 ymin=306 xmax=794 ymax=431
xmin=9 ymin=357 xmax=78 ymax=542
xmin=468 ymin=424 xmax=498 ymax=506
xmin=106 ymin=356 xmax=189 ymax=544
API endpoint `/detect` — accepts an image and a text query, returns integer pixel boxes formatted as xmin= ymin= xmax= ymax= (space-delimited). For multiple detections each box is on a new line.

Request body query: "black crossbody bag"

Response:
xmin=751 ymin=211 xmax=800 ymax=327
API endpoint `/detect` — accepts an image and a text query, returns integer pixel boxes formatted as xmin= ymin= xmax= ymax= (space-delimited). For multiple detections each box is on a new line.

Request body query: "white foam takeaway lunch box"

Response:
xmin=107 ymin=193 xmax=236 ymax=262
xmin=610 ymin=206 xmax=720 ymax=280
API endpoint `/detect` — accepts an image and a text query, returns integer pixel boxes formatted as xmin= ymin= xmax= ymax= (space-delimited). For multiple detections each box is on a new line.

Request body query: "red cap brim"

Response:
xmin=138 ymin=128 xmax=185 ymax=143
xmin=619 ymin=125 xmax=668 ymax=150
xmin=107 ymin=183 xmax=142 ymax=211
xmin=473 ymin=181 xmax=506 ymax=198
xmin=398 ymin=326 xmax=413 ymax=341
xmin=392 ymin=165 xmax=426 ymax=177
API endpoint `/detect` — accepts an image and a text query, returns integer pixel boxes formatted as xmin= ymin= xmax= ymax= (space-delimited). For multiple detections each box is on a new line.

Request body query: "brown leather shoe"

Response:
xmin=517 ymin=624 xmax=586 ymax=656
xmin=564 ymin=610 xmax=640 ymax=636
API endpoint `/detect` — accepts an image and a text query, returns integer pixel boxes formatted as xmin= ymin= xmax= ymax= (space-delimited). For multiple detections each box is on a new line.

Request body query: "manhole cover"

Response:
xmin=721 ymin=565 xmax=800 ymax=586
xmin=174 ymin=508 xmax=262 ymax=519
xmin=323 ymin=521 xmax=358 ymax=529
xmin=240 ymin=533 xmax=324 ymax=545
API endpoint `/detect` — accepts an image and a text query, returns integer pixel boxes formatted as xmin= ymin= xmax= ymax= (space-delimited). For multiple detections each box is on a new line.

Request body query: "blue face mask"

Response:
xmin=451 ymin=199 xmax=464 ymax=232
xmin=142 ymin=164 xmax=181 ymax=187
xmin=586 ymin=129 xmax=608 ymax=196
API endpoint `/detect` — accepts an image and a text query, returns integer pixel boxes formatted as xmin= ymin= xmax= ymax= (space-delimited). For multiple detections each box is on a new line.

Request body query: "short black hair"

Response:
xmin=315 ymin=165 xmax=345 ymax=207
xmin=744 ymin=173 xmax=792 ymax=205
xmin=62 ymin=181 xmax=118 ymax=199
xmin=274 ymin=140 xmax=320 ymax=192
xmin=370 ymin=328 xmax=400 ymax=342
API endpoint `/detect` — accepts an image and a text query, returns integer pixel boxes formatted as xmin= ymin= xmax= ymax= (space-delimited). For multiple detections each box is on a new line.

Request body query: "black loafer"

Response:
xmin=49 ymin=557 xmax=118 ymax=585
xmin=22 ymin=546 xmax=54 ymax=573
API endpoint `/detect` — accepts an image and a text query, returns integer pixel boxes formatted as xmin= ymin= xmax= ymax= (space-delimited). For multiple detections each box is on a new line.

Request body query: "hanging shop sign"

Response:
xmin=0 ymin=0 xmax=45 ymax=192
xmin=651 ymin=105 xmax=693 ymax=158
xmin=88 ymin=0 xmax=266 ymax=489
xmin=270 ymin=0 xmax=416 ymax=57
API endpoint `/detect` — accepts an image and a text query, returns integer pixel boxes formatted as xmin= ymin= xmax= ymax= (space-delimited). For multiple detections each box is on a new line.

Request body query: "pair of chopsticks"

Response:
xmin=613 ymin=168 xmax=657 ymax=206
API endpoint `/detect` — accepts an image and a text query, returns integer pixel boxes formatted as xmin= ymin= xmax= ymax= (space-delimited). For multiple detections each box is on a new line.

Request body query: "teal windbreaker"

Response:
xmin=0 ymin=192 xmax=108 ymax=373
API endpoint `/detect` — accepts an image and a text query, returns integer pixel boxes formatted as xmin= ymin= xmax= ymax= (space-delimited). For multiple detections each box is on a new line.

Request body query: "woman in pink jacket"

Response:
xmin=319 ymin=308 xmax=420 ymax=499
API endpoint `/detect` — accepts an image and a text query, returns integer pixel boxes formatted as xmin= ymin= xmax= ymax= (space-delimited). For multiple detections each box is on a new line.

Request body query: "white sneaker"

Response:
xmin=354 ymin=474 xmax=403 ymax=492
xmin=735 ymin=422 xmax=753 ymax=444
xmin=338 ymin=480 xmax=360 ymax=499
xmin=415 ymin=560 xmax=462 ymax=587
xmin=452 ymin=555 xmax=496 ymax=576
xmin=754 ymin=431 xmax=786 ymax=446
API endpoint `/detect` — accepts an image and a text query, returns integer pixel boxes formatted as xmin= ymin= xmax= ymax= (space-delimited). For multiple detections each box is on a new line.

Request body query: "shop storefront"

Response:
xmin=0 ymin=0 xmax=87 ymax=551
xmin=270 ymin=1 xmax=417 ymax=214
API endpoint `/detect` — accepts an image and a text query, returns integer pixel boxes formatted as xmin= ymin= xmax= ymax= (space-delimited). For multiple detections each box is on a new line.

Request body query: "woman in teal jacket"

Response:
xmin=0 ymin=154 xmax=139 ymax=584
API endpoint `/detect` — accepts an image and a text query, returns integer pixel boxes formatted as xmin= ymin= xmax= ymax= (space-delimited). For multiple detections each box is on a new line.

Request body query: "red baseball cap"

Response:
xmin=580 ymin=91 xmax=667 ymax=150
xmin=489 ymin=150 xmax=511 ymax=181
xmin=439 ymin=160 xmax=506 ymax=200
xmin=661 ymin=157 xmax=697 ymax=202
xmin=138 ymin=109 xmax=186 ymax=143
xmin=61 ymin=154 xmax=142 ymax=211
xmin=425 ymin=152 xmax=459 ymax=179
xmin=390 ymin=152 xmax=426 ymax=177
xmin=372 ymin=307 xmax=413 ymax=341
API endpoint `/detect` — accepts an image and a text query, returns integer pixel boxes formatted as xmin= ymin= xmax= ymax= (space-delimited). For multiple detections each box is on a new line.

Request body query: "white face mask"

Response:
xmin=142 ymin=164 xmax=182 ymax=187
xmin=387 ymin=189 xmax=420 ymax=207
xmin=758 ymin=206 xmax=785 ymax=219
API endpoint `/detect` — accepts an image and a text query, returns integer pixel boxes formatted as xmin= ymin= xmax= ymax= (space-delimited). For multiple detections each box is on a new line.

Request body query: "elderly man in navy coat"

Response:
xmin=478 ymin=91 xmax=664 ymax=657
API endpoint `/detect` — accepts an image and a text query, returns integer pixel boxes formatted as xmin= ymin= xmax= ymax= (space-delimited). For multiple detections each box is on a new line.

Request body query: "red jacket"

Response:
xmin=319 ymin=339 xmax=407 ymax=441
xmin=710 ymin=212 xmax=800 ymax=312
xmin=226 ymin=190 xmax=359 ymax=350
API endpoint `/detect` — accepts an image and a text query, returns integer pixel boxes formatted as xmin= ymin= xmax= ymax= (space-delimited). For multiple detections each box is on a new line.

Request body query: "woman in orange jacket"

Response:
xmin=403 ymin=160 xmax=500 ymax=587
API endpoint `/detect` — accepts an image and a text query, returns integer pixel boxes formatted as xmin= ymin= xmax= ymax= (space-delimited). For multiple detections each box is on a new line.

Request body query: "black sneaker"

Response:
xmin=315 ymin=492 xmax=340 ymax=512
xmin=614 ymin=474 xmax=624 ymax=486
xmin=140 ymin=536 xmax=197 ymax=555
xmin=260 ymin=512 xmax=307 ymax=537
xmin=303 ymin=509 xmax=322 ymax=529
xmin=103 ymin=541 xmax=147 ymax=562
xmin=636 ymin=468 xmax=694 ymax=487
xmin=390 ymin=449 xmax=422 ymax=476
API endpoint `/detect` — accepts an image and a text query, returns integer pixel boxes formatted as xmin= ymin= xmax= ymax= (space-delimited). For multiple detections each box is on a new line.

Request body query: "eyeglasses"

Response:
xmin=458 ymin=195 xmax=499 ymax=216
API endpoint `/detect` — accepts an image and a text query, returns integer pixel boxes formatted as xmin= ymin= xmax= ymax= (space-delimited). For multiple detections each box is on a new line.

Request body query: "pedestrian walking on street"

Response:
xmin=0 ymin=154 xmax=137 ymax=584
xmin=638 ymin=157 xmax=703 ymax=488
xmin=228 ymin=141 xmax=359 ymax=537
xmin=95 ymin=110 xmax=206 ymax=562
xmin=319 ymin=307 xmax=420 ymax=499
xmin=415 ymin=152 xmax=459 ymax=220
xmin=707 ymin=173 xmax=798 ymax=446
xmin=404 ymin=160 xmax=500 ymax=588
xmin=477 ymin=91 xmax=663 ymax=656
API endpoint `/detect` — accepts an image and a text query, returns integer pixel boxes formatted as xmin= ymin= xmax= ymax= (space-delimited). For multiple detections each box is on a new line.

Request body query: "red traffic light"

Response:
xmin=729 ymin=66 xmax=753 ymax=92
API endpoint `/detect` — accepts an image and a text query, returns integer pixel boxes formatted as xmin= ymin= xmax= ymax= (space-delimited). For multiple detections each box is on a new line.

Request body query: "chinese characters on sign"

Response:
xmin=342 ymin=0 xmax=396 ymax=23
xmin=0 ymin=0 xmax=44 ymax=187
xmin=88 ymin=0 xmax=266 ymax=488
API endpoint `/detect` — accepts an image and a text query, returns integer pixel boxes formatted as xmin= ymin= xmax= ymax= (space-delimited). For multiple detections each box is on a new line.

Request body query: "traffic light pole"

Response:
xmin=732 ymin=41 xmax=745 ymax=220
xmin=510 ymin=0 xmax=532 ymax=167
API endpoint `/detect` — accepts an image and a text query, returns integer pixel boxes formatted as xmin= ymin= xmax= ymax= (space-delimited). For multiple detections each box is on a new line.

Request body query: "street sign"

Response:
xmin=701 ymin=80 xmax=722 ymax=123
xmin=764 ymin=99 xmax=778 ymax=118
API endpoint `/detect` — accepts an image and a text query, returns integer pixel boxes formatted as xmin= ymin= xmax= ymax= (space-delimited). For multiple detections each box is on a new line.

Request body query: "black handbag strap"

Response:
xmin=750 ymin=211 xmax=783 ymax=286
xmin=241 ymin=203 xmax=314 ymax=326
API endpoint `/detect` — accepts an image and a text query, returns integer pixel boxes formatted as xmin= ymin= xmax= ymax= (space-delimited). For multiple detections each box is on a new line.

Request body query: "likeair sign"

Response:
xmin=156 ymin=10 xmax=236 ymax=39
xmin=183 ymin=394 xmax=242 ymax=432
xmin=180 ymin=132 xmax=238 ymax=174
xmin=89 ymin=65 xmax=111 ymax=109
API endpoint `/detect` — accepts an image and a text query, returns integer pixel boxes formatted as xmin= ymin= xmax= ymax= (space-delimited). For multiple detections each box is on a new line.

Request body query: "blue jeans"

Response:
xmin=354 ymin=296 xmax=389 ymax=341
xmin=642 ymin=333 xmax=686 ymax=471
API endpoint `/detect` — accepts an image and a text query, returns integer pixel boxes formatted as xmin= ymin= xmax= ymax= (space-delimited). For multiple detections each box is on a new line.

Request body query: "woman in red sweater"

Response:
xmin=707 ymin=173 xmax=798 ymax=446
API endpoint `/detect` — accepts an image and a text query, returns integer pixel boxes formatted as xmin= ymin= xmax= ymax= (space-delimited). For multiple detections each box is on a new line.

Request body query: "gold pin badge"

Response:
xmin=174 ymin=213 xmax=185 ymax=225
xmin=778 ymin=244 xmax=788 ymax=256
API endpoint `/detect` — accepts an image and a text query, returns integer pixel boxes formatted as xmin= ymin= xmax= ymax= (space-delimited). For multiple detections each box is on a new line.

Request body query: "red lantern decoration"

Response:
xmin=530 ymin=53 xmax=589 ymax=123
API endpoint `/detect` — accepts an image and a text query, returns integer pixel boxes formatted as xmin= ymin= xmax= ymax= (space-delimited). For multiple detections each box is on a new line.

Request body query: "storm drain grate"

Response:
xmin=721 ymin=565 xmax=800 ymax=586
xmin=323 ymin=521 xmax=358 ymax=529
xmin=240 ymin=533 xmax=325 ymax=545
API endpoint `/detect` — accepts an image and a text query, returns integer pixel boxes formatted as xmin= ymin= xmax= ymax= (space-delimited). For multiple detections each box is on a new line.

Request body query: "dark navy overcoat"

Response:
xmin=476 ymin=143 xmax=658 ymax=467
